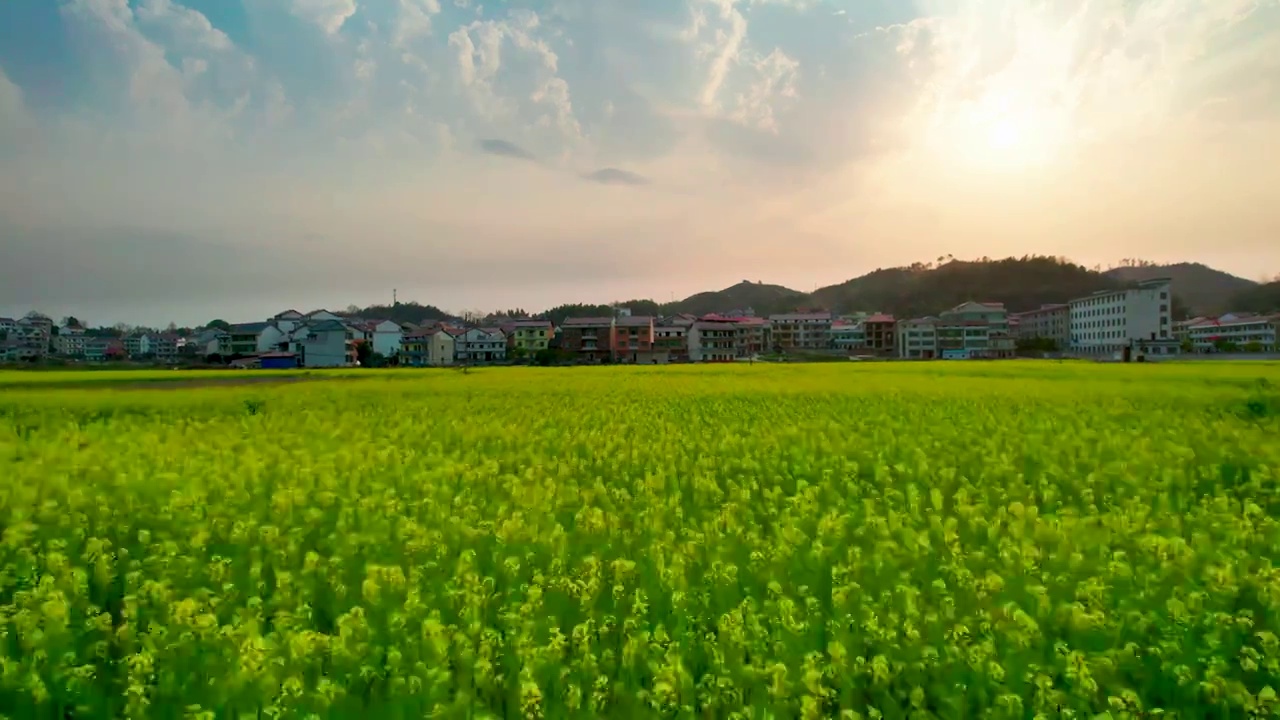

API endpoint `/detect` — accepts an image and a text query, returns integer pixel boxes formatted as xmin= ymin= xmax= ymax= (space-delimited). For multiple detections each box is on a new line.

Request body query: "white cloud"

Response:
xmin=289 ymin=0 xmax=358 ymax=36
xmin=394 ymin=0 xmax=443 ymax=48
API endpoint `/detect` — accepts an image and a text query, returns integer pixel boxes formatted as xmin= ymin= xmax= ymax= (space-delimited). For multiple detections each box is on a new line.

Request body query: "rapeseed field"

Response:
xmin=2 ymin=362 xmax=1279 ymax=718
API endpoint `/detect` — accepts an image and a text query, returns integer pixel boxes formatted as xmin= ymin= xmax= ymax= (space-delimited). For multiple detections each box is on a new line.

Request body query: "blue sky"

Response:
xmin=1 ymin=0 xmax=1278 ymax=326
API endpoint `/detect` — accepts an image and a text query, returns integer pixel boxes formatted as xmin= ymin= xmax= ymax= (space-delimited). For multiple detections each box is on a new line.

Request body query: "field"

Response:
xmin=3 ymin=362 xmax=1280 ymax=718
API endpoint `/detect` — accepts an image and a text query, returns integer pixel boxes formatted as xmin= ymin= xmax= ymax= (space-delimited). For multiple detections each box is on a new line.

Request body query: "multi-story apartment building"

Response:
xmin=896 ymin=317 xmax=938 ymax=359
xmin=504 ymin=320 xmax=554 ymax=354
xmin=688 ymin=321 xmax=738 ymax=362
xmin=861 ymin=314 xmax=897 ymax=355
xmin=1011 ymin=304 xmax=1070 ymax=350
xmin=1184 ymin=313 xmax=1278 ymax=352
xmin=296 ymin=319 xmax=358 ymax=367
xmin=769 ymin=312 xmax=833 ymax=350
xmin=455 ymin=328 xmax=507 ymax=364
xmin=54 ymin=322 xmax=89 ymax=356
xmin=228 ymin=322 xmax=271 ymax=356
xmin=400 ymin=326 xmax=456 ymax=366
xmin=1069 ymin=278 xmax=1177 ymax=358
xmin=11 ymin=317 xmax=51 ymax=359
xmin=559 ymin=317 xmax=614 ymax=363
xmin=613 ymin=316 xmax=657 ymax=363
xmin=702 ymin=315 xmax=772 ymax=357
xmin=935 ymin=302 xmax=1015 ymax=359
xmin=652 ymin=321 xmax=689 ymax=363
xmin=831 ymin=321 xmax=865 ymax=352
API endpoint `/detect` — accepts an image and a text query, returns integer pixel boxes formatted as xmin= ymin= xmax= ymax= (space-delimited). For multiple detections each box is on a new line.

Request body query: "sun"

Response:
xmin=986 ymin=116 xmax=1024 ymax=152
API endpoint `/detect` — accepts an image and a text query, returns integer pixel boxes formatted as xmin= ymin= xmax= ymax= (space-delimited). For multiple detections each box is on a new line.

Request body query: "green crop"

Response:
xmin=2 ymin=362 xmax=1279 ymax=718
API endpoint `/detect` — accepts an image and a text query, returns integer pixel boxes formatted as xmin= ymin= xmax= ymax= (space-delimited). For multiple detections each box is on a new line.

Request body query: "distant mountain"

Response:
xmin=1103 ymin=262 xmax=1256 ymax=317
xmin=671 ymin=281 xmax=815 ymax=317
xmin=346 ymin=256 xmax=1262 ymax=324
xmin=1230 ymin=281 xmax=1280 ymax=314
xmin=811 ymin=256 xmax=1123 ymax=317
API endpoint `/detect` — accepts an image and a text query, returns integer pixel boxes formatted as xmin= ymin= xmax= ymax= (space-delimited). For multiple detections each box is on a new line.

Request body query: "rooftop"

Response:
xmin=563 ymin=317 xmax=614 ymax=326
xmin=770 ymin=312 xmax=832 ymax=321
xmin=616 ymin=315 xmax=656 ymax=327
xmin=229 ymin=321 xmax=271 ymax=333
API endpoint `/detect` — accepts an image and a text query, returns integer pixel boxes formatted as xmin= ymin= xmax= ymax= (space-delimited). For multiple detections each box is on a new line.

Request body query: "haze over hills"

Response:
xmin=346 ymin=256 xmax=1269 ymax=327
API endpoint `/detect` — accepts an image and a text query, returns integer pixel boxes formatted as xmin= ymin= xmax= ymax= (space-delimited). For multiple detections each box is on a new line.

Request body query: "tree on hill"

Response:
xmin=345 ymin=302 xmax=457 ymax=326
xmin=1103 ymin=262 xmax=1255 ymax=317
xmin=812 ymin=255 xmax=1120 ymax=317
xmin=1231 ymin=281 xmax=1280 ymax=314
xmin=205 ymin=319 xmax=232 ymax=331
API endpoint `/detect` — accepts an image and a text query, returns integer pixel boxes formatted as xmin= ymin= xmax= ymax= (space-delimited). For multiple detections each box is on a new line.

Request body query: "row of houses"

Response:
xmin=10 ymin=276 xmax=1273 ymax=367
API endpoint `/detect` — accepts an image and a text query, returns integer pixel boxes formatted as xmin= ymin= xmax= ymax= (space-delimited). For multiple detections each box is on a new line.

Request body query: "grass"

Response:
xmin=2 ymin=362 xmax=1279 ymax=717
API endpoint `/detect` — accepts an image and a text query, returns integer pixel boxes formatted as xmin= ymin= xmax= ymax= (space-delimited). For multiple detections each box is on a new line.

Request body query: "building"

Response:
xmin=688 ymin=320 xmax=738 ymax=362
xmin=896 ymin=317 xmax=938 ymax=359
xmin=614 ymin=316 xmax=657 ymax=363
xmin=504 ymin=320 xmax=554 ymax=355
xmin=227 ymin=322 xmax=271 ymax=356
xmin=652 ymin=321 xmax=688 ymax=363
xmin=357 ymin=319 xmax=404 ymax=357
xmin=299 ymin=320 xmax=357 ymax=367
xmin=831 ymin=321 xmax=865 ymax=353
xmin=1069 ymin=278 xmax=1176 ymax=358
xmin=703 ymin=315 xmax=772 ymax=358
xmin=769 ymin=312 xmax=833 ymax=350
xmin=400 ymin=327 xmax=456 ymax=366
xmin=456 ymin=328 xmax=507 ymax=364
xmin=123 ymin=333 xmax=150 ymax=358
xmin=1184 ymin=313 xmax=1279 ymax=352
xmin=935 ymin=302 xmax=1015 ymax=359
xmin=861 ymin=314 xmax=897 ymax=355
xmin=1011 ymin=304 xmax=1070 ymax=350
xmin=560 ymin=317 xmax=614 ymax=362
xmin=193 ymin=328 xmax=232 ymax=357
xmin=54 ymin=323 xmax=90 ymax=356
xmin=145 ymin=333 xmax=180 ymax=361
xmin=84 ymin=337 xmax=126 ymax=362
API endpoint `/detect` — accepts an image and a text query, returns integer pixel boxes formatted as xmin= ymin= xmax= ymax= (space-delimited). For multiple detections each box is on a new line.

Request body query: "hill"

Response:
xmin=1230 ymin=281 xmax=1280 ymax=314
xmin=811 ymin=256 xmax=1123 ymax=317
xmin=341 ymin=301 xmax=458 ymax=326
xmin=671 ymin=281 xmax=814 ymax=317
xmin=1103 ymin=262 xmax=1255 ymax=316
xmin=345 ymin=256 xmax=1259 ymax=324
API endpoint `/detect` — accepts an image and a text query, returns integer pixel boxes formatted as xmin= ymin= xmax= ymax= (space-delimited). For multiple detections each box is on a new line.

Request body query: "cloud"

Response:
xmin=1 ymin=0 xmax=1279 ymax=325
xmin=478 ymin=137 xmax=537 ymax=161
xmin=288 ymin=0 xmax=357 ymax=36
xmin=583 ymin=168 xmax=650 ymax=186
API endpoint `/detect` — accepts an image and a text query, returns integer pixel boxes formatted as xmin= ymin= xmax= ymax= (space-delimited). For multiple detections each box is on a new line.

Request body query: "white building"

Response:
xmin=688 ymin=321 xmax=737 ymax=362
xmin=455 ymin=328 xmax=506 ymax=363
xmin=896 ymin=317 xmax=938 ymax=359
xmin=1184 ymin=313 xmax=1278 ymax=352
xmin=1069 ymin=278 xmax=1177 ymax=358
xmin=363 ymin=319 xmax=404 ymax=357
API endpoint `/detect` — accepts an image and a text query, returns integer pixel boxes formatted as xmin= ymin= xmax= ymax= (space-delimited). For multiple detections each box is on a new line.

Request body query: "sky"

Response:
xmin=1 ymin=0 xmax=1278 ymax=326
